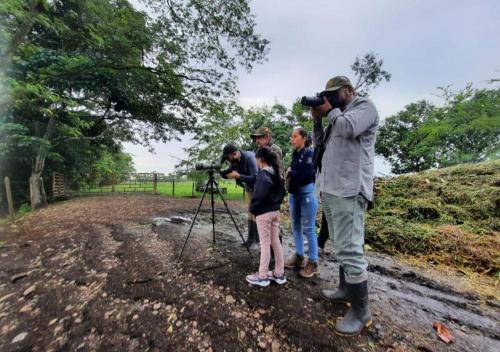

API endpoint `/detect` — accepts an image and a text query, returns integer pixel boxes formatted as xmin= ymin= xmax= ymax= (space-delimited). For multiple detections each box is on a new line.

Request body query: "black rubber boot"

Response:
xmin=245 ymin=220 xmax=259 ymax=249
xmin=252 ymin=220 xmax=260 ymax=243
xmin=321 ymin=266 xmax=350 ymax=303
xmin=334 ymin=280 xmax=372 ymax=336
xmin=241 ymin=220 xmax=254 ymax=247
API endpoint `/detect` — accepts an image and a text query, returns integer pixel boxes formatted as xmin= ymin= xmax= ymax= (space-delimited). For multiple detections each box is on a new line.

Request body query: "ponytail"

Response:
xmin=255 ymin=147 xmax=285 ymax=192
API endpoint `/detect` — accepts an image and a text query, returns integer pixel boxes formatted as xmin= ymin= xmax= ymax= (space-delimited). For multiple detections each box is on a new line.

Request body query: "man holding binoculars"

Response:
xmin=309 ymin=75 xmax=379 ymax=336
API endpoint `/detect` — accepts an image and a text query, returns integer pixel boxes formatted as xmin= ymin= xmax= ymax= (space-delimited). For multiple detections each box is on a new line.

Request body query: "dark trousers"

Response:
xmin=317 ymin=211 xmax=330 ymax=249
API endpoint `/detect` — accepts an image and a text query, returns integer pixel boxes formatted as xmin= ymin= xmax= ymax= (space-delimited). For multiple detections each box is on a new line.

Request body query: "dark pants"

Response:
xmin=317 ymin=211 xmax=330 ymax=249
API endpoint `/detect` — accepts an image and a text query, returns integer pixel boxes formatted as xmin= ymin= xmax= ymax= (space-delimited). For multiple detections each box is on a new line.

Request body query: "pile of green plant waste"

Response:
xmin=366 ymin=160 xmax=500 ymax=277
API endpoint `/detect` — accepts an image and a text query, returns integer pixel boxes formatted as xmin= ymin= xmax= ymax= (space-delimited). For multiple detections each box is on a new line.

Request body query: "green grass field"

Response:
xmin=78 ymin=180 xmax=246 ymax=200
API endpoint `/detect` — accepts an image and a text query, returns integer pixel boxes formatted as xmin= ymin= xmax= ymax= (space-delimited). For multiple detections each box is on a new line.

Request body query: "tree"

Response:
xmin=375 ymin=100 xmax=436 ymax=173
xmin=0 ymin=0 xmax=269 ymax=208
xmin=376 ymin=85 xmax=500 ymax=174
xmin=351 ymin=52 xmax=391 ymax=96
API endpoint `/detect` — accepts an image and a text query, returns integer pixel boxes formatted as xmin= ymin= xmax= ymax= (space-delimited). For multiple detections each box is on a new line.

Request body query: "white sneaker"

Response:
xmin=246 ymin=273 xmax=270 ymax=287
xmin=267 ymin=271 xmax=287 ymax=285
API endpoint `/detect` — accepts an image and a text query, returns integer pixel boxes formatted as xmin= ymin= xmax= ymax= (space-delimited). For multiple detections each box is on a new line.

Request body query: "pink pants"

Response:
xmin=256 ymin=211 xmax=284 ymax=277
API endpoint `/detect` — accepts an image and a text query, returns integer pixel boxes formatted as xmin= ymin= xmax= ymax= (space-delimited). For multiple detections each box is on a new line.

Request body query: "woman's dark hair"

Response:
xmin=294 ymin=127 xmax=311 ymax=147
xmin=255 ymin=146 xmax=284 ymax=191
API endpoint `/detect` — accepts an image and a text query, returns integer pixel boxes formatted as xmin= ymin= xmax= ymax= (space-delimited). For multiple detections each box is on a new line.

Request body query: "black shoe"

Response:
xmin=334 ymin=280 xmax=372 ymax=336
xmin=321 ymin=266 xmax=350 ymax=303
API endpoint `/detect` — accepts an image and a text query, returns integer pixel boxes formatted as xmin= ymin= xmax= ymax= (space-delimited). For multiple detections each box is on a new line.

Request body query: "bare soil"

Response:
xmin=0 ymin=195 xmax=498 ymax=351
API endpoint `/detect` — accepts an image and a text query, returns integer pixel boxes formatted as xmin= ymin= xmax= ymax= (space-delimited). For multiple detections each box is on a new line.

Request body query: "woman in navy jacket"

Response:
xmin=285 ymin=127 xmax=319 ymax=278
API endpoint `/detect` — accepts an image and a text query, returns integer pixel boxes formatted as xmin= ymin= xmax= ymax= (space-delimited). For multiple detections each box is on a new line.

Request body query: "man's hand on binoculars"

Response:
xmin=311 ymin=96 xmax=332 ymax=120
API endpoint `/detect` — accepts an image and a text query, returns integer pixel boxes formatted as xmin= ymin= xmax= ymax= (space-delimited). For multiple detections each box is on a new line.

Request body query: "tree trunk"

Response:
xmin=29 ymin=115 xmax=56 ymax=210
xmin=29 ymin=173 xmax=43 ymax=210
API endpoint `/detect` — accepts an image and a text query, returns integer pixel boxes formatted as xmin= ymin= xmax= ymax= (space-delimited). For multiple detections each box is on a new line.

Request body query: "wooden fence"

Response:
xmin=52 ymin=172 xmax=66 ymax=201
xmin=75 ymin=172 xmax=246 ymax=200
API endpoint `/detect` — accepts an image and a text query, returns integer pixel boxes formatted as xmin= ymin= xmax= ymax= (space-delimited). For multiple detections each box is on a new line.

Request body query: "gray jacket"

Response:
xmin=313 ymin=96 xmax=379 ymax=201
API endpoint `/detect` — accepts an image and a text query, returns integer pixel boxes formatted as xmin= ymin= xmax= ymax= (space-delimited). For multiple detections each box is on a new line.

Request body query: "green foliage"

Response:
xmin=0 ymin=0 xmax=268 ymax=204
xmin=17 ymin=203 xmax=31 ymax=216
xmin=81 ymin=149 xmax=136 ymax=187
xmin=376 ymin=100 xmax=436 ymax=173
xmin=377 ymin=85 xmax=500 ymax=174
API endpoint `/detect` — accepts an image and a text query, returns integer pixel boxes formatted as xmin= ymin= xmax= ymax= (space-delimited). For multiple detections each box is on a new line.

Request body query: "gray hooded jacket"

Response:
xmin=313 ymin=96 xmax=379 ymax=201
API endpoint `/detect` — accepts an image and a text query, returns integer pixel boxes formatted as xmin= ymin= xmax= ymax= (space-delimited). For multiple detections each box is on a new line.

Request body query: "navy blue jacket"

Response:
xmin=288 ymin=147 xmax=315 ymax=193
xmin=249 ymin=168 xmax=285 ymax=216
xmin=222 ymin=150 xmax=258 ymax=192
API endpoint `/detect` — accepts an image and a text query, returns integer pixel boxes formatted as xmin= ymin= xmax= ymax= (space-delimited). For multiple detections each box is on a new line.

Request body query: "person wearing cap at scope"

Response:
xmin=311 ymin=75 xmax=379 ymax=336
xmin=220 ymin=144 xmax=259 ymax=248
xmin=251 ymin=127 xmax=285 ymax=179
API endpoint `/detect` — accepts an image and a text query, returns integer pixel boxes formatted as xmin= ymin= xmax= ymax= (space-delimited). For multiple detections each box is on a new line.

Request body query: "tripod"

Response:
xmin=177 ymin=169 xmax=252 ymax=263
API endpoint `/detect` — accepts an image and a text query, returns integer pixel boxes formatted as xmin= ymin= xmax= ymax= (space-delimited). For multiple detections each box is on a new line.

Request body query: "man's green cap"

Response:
xmin=322 ymin=76 xmax=352 ymax=92
xmin=250 ymin=127 xmax=272 ymax=138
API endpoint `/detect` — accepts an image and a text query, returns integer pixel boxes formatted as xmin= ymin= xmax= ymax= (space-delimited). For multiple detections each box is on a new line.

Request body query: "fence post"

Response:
xmin=192 ymin=182 xmax=195 ymax=197
xmin=242 ymin=187 xmax=245 ymax=200
xmin=4 ymin=177 xmax=15 ymax=222
xmin=111 ymin=173 xmax=116 ymax=193
xmin=172 ymin=180 xmax=175 ymax=196
xmin=153 ymin=172 xmax=158 ymax=195
xmin=52 ymin=172 xmax=56 ymax=202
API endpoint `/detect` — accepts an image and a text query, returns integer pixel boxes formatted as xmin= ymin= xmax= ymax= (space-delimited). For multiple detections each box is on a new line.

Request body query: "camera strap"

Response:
xmin=315 ymin=122 xmax=333 ymax=174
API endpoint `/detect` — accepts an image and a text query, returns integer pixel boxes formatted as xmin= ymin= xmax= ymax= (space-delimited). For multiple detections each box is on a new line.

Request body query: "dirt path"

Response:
xmin=0 ymin=195 xmax=498 ymax=351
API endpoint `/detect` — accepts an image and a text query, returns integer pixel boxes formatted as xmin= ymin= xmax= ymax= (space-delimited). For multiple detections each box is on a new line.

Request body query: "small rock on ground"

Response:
xmin=12 ymin=332 xmax=28 ymax=344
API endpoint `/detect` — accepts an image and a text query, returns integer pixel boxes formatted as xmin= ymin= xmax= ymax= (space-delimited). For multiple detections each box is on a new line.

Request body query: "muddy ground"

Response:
xmin=0 ymin=195 xmax=498 ymax=352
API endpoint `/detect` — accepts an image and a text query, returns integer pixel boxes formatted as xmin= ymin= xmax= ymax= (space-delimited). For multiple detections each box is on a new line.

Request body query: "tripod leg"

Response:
xmin=177 ymin=180 xmax=210 ymax=263
xmin=213 ymin=180 xmax=252 ymax=258
xmin=210 ymin=180 xmax=216 ymax=244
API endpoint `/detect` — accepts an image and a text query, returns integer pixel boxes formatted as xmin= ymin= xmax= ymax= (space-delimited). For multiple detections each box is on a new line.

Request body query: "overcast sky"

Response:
xmin=125 ymin=0 xmax=500 ymax=175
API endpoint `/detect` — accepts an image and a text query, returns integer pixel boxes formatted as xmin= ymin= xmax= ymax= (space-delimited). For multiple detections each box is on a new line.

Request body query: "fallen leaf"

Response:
xmin=167 ymin=312 xmax=177 ymax=324
xmin=433 ymin=322 xmax=453 ymax=344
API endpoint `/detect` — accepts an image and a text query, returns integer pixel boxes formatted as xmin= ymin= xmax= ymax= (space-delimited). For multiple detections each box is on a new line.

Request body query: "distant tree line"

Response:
xmin=376 ymin=85 xmax=499 ymax=173
xmin=180 ymin=80 xmax=499 ymax=176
